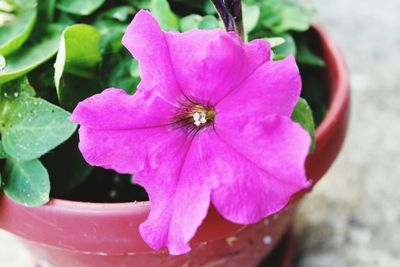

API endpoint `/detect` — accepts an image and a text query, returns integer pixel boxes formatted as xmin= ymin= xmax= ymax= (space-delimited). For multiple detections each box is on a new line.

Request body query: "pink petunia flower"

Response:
xmin=71 ymin=10 xmax=311 ymax=255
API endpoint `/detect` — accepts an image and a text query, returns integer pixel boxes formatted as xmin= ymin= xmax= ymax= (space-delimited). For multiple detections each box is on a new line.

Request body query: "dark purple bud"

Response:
xmin=211 ymin=0 xmax=244 ymax=40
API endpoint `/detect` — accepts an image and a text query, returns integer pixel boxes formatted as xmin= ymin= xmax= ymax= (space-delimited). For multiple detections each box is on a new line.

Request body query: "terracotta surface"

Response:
xmin=0 ymin=25 xmax=350 ymax=267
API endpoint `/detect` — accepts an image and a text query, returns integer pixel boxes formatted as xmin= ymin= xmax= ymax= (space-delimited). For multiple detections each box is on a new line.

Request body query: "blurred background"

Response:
xmin=295 ymin=0 xmax=400 ymax=266
xmin=1 ymin=0 xmax=399 ymax=266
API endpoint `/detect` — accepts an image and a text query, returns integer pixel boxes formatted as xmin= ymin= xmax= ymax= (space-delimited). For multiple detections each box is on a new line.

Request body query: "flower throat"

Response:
xmin=176 ymin=104 xmax=216 ymax=129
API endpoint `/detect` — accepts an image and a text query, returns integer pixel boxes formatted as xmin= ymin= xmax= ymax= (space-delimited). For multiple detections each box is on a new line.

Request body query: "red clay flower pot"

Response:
xmin=0 ymin=25 xmax=349 ymax=267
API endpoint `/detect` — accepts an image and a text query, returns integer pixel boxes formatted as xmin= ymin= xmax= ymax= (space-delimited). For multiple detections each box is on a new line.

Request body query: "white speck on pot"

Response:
xmin=199 ymin=241 xmax=208 ymax=247
xmin=263 ymin=235 xmax=273 ymax=245
xmin=263 ymin=219 xmax=270 ymax=225
xmin=226 ymin=236 xmax=237 ymax=247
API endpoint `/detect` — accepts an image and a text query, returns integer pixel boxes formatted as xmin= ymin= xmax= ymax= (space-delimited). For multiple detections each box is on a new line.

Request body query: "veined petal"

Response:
xmin=122 ymin=10 xmax=182 ymax=105
xmin=165 ymin=30 xmax=270 ymax=105
xmin=137 ymin=128 xmax=218 ymax=255
xmin=71 ymin=88 xmax=178 ymax=130
xmin=77 ymin=126 xmax=186 ymax=174
xmin=216 ymin=56 xmax=301 ymax=117
xmin=211 ymin=115 xmax=311 ymax=223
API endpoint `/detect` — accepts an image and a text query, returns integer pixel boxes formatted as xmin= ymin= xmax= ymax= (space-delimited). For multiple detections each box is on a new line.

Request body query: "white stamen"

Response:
xmin=194 ymin=120 xmax=201 ymax=127
xmin=199 ymin=112 xmax=207 ymax=124
xmin=193 ymin=112 xmax=200 ymax=121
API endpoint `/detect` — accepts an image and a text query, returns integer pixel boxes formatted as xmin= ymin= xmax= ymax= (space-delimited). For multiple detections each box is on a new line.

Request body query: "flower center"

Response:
xmin=175 ymin=104 xmax=215 ymax=129
xmin=192 ymin=106 xmax=215 ymax=127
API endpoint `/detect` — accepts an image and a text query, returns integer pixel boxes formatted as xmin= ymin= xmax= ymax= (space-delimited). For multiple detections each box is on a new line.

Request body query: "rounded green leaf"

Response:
xmin=55 ymin=24 xmax=101 ymax=79
xmin=1 ymin=96 xmax=77 ymax=160
xmin=2 ymin=158 xmax=50 ymax=206
xmin=243 ymin=3 xmax=260 ymax=35
xmin=265 ymin=37 xmax=286 ymax=48
xmin=0 ymin=0 xmax=37 ymax=56
xmin=199 ymin=15 xmax=222 ymax=29
xmin=150 ymin=0 xmax=179 ymax=30
xmin=97 ymin=6 xmax=135 ymax=22
xmin=56 ymin=0 xmax=105 ymax=16
xmin=0 ymin=31 xmax=61 ymax=85
xmin=180 ymin=14 xmax=203 ymax=32
xmin=291 ymin=97 xmax=316 ymax=152
xmin=54 ymin=24 xmax=102 ymax=110
xmin=272 ymin=33 xmax=296 ymax=60
xmin=261 ymin=0 xmax=315 ymax=34
xmin=180 ymin=14 xmax=222 ymax=31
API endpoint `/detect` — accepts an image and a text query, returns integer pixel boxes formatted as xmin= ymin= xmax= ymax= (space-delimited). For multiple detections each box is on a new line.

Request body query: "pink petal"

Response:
xmin=211 ymin=115 xmax=311 ymax=223
xmin=165 ymin=30 xmax=270 ymax=105
xmin=71 ymin=88 xmax=178 ymax=129
xmin=137 ymin=128 xmax=219 ymax=255
xmin=122 ymin=10 xmax=182 ymax=105
xmin=77 ymin=126 xmax=185 ymax=174
xmin=216 ymin=56 xmax=301 ymax=118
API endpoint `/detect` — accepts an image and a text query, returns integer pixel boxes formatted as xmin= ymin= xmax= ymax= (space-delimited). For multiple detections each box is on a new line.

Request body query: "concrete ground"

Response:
xmin=294 ymin=0 xmax=400 ymax=266
xmin=1 ymin=0 xmax=399 ymax=266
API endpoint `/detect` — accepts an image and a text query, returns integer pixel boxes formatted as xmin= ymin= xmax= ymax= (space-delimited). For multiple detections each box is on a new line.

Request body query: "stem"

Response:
xmin=211 ymin=0 xmax=244 ymax=40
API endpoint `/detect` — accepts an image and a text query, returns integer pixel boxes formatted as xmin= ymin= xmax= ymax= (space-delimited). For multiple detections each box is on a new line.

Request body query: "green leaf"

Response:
xmin=180 ymin=14 xmax=222 ymax=31
xmin=243 ymin=3 xmax=260 ymax=35
xmin=2 ymin=158 xmax=50 ymax=206
xmin=54 ymin=24 xmax=102 ymax=111
xmin=104 ymin=53 xmax=139 ymax=95
xmin=97 ymin=6 xmax=135 ymax=22
xmin=261 ymin=0 xmax=315 ymax=34
xmin=56 ymin=0 xmax=105 ymax=16
xmin=0 ymin=76 xmax=35 ymax=99
xmin=38 ymin=0 xmax=56 ymax=22
xmin=0 ymin=76 xmax=35 ymax=130
xmin=296 ymin=41 xmax=325 ymax=67
xmin=265 ymin=37 xmax=285 ymax=48
xmin=0 ymin=141 xmax=6 ymax=158
xmin=180 ymin=14 xmax=203 ymax=32
xmin=199 ymin=15 xmax=222 ymax=29
xmin=1 ymin=96 xmax=76 ymax=160
xmin=55 ymin=25 xmax=101 ymax=79
xmin=272 ymin=33 xmax=296 ymax=60
xmin=0 ymin=28 xmax=60 ymax=84
xmin=95 ymin=20 xmax=126 ymax=54
xmin=291 ymin=97 xmax=316 ymax=152
xmin=150 ymin=0 xmax=179 ymax=30
xmin=0 ymin=0 xmax=37 ymax=56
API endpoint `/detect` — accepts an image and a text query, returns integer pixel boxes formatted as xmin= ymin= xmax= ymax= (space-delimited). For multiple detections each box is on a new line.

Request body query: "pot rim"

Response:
xmin=312 ymin=24 xmax=349 ymax=156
